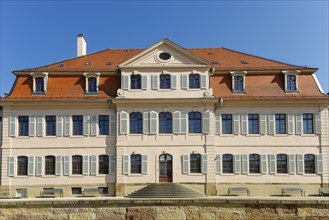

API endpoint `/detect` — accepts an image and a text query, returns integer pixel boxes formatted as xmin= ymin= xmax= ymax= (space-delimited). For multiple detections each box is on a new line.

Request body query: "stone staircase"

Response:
xmin=126 ymin=183 xmax=204 ymax=198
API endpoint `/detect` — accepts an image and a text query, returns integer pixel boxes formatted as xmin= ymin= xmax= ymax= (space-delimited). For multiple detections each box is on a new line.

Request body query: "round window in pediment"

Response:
xmin=159 ymin=52 xmax=171 ymax=61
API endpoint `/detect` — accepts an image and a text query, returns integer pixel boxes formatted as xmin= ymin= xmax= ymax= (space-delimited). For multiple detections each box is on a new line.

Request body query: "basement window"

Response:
xmin=72 ymin=187 xmax=82 ymax=195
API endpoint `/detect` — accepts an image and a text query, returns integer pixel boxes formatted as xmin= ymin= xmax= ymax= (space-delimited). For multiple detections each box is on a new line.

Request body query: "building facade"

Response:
xmin=0 ymin=37 xmax=328 ymax=198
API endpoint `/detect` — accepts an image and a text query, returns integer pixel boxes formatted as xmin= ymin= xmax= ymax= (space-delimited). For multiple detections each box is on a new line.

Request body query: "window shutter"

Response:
xmin=151 ymin=75 xmax=158 ymax=90
xmin=241 ymin=154 xmax=248 ymax=174
xmin=181 ymin=74 xmax=188 ymax=89
xmin=143 ymin=112 xmax=150 ymax=134
xmin=90 ymin=115 xmax=97 ymax=136
xmin=268 ymin=113 xmax=275 ymax=135
xmin=90 ymin=155 xmax=97 ymax=175
xmin=28 ymin=156 xmax=34 ymax=176
xmin=173 ymin=111 xmax=180 ymax=134
xmin=141 ymin=75 xmax=147 ymax=90
xmin=201 ymin=154 xmax=208 ymax=174
xmin=9 ymin=116 xmax=16 ymax=137
xmin=36 ymin=156 xmax=42 ymax=176
xmin=287 ymin=113 xmax=294 ymax=135
xmin=110 ymin=155 xmax=116 ymax=174
xmin=233 ymin=114 xmax=240 ymax=135
xmin=269 ymin=154 xmax=276 ymax=175
xmin=241 ymin=114 xmax=247 ymax=135
xmin=55 ymin=156 xmax=61 ymax=176
xmin=29 ymin=116 xmax=35 ymax=137
xmin=8 ymin=156 xmax=15 ymax=177
xmin=110 ymin=114 xmax=116 ymax=135
xmin=202 ymin=110 xmax=210 ymax=134
xmin=171 ymin=74 xmax=177 ymax=90
xmin=234 ymin=155 xmax=241 ymax=174
xmin=296 ymin=154 xmax=304 ymax=175
xmin=295 ymin=113 xmax=302 ymax=135
xmin=122 ymin=154 xmax=130 ymax=175
xmin=64 ymin=116 xmax=71 ymax=137
xmin=315 ymin=112 xmax=321 ymax=134
xmin=182 ymin=154 xmax=190 ymax=174
xmin=316 ymin=154 xmax=323 ymax=174
xmin=119 ymin=111 xmax=128 ymax=135
xmin=150 ymin=111 xmax=157 ymax=134
xmin=215 ymin=155 xmax=221 ymax=174
xmin=83 ymin=115 xmax=89 ymax=136
xmin=122 ymin=75 xmax=129 ymax=90
xmin=260 ymin=114 xmax=267 ymax=135
xmin=261 ymin=154 xmax=267 ymax=174
xmin=83 ymin=155 xmax=89 ymax=175
xmin=56 ymin=116 xmax=63 ymax=136
xmin=36 ymin=116 xmax=43 ymax=137
xmin=200 ymin=75 xmax=207 ymax=89
xmin=142 ymin=155 xmax=148 ymax=175
xmin=181 ymin=111 xmax=187 ymax=134
xmin=215 ymin=114 xmax=221 ymax=135
xmin=289 ymin=154 xmax=296 ymax=174
xmin=63 ymin=156 xmax=70 ymax=176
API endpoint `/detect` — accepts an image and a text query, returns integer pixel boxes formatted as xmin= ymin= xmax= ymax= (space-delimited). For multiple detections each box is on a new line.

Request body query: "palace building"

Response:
xmin=0 ymin=36 xmax=328 ymax=198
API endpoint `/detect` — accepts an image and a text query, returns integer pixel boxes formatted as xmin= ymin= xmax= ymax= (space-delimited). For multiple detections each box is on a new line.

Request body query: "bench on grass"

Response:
xmin=228 ymin=187 xmax=250 ymax=196
xmin=40 ymin=188 xmax=63 ymax=198
xmin=281 ymin=188 xmax=305 ymax=197
xmin=83 ymin=188 xmax=99 ymax=197
xmin=319 ymin=188 xmax=329 ymax=196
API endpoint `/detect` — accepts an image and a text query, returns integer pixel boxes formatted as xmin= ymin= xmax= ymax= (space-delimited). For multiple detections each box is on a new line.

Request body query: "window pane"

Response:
xmin=130 ymin=112 xmax=143 ymax=134
xmin=35 ymin=77 xmax=45 ymax=92
xmin=190 ymin=154 xmax=201 ymax=173
xmin=72 ymin=155 xmax=83 ymax=175
xmin=131 ymin=75 xmax=141 ymax=89
xmin=189 ymin=112 xmax=201 ymax=133
xmin=222 ymin=154 xmax=233 ymax=173
xmin=275 ymin=114 xmax=286 ymax=134
xmin=19 ymin=116 xmax=29 ymax=136
xmin=17 ymin=156 xmax=28 ymax=176
xmin=73 ymin=115 xmax=83 ymax=135
xmin=303 ymin=113 xmax=313 ymax=134
xmin=304 ymin=154 xmax=315 ymax=174
xmin=46 ymin=116 xmax=56 ymax=136
xmin=131 ymin=154 xmax=141 ymax=174
xmin=276 ymin=154 xmax=287 ymax=173
xmin=160 ymin=75 xmax=171 ymax=89
xmin=99 ymin=115 xmax=109 ymax=135
xmin=248 ymin=114 xmax=259 ymax=134
xmin=189 ymin=74 xmax=200 ymax=88
xmin=222 ymin=114 xmax=232 ymax=134
xmin=88 ymin=77 xmax=97 ymax=92
xmin=45 ymin=156 xmax=55 ymax=175
xmin=249 ymin=154 xmax=260 ymax=173
xmin=98 ymin=155 xmax=109 ymax=174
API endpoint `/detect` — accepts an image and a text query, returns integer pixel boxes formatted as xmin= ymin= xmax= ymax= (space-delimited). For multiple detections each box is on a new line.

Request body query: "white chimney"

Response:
xmin=77 ymin=34 xmax=87 ymax=57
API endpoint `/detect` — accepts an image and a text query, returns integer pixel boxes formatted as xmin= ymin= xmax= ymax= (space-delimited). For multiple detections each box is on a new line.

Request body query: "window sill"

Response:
xmin=128 ymin=174 xmax=143 ymax=177
xmin=301 ymin=134 xmax=316 ymax=137
xmin=188 ymin=133 xmax=202 ymax=136
xmin=219 ymin=134 xmax=234 ymax=137
xmin=274 ymin=134 xmax=288 ymax=137
xmin=32 ymin=92 xmax=46 ymax=96
xmin=42 ymin=175 xmax=57 ymax=178
xmin=15 ymin=176 xmax=29 ymax=178
xmin=233 ymin=90 xmax=246 ymax=94
xmin=285 ymin=90 xmax=299 ymax=94
xmin=15 ymin=136 xmax=30 ymax=139
xmin=220 ymin=173 xmax=235 ymax=176
xmin=85 ymin=92 xmax=99 ymax=96
xmin=188 ymin=173 xmax=203 ymax=176
xmin=129 ymin=89 xmax=143 ymax=91
xmin=43 ymin=136 xmax=57 ymax=139
xmin=69 ymin=175 xmax=84 ymax=177
xmin=275 ymin=173 xmax=290 ymax=176
xmin=188 ymin=88 xmax=201 ymax=91
xmin=303 ymin=173 xmax=318 ymax=176
xmin=247 ymin=173 xmax=262 ymax=176
xmin=246 ymin=134 xmax=261 ymax=137
xmin=70 ymin=135 xmax=86 ymax=138
xmin=158 ymin=89 xmax=172 ymax=91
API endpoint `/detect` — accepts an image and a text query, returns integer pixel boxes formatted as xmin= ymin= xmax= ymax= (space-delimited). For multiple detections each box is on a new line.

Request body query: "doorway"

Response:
xmin=159 ymin=154 xmax=172 ymax=182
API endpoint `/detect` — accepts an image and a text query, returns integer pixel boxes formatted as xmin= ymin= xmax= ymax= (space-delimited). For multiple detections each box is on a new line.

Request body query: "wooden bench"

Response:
xmin=40 ymin=188 xmax=63 ymax=198
xmin=319 ymin=188 xmax=329 ymax=196
xmin=228 ymin=187 xmax=250 ymax=196
xmin=83 ymin=188 xmax=99 ymax=197
xmin=282 ymin=188 xmax=305 ymax=197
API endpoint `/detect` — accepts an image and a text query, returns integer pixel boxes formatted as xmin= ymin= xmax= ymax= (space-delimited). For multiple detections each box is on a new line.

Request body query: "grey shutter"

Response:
xmin=90 ymin=115 xmax=97 ymax=136
xmin=36 ymin=116 xmax=43 ymax=137
xmin=315 ymin=112 xmax=321 ymax=134
xmin=150 ymin=111 xmax=157 ymax=134
xmin=287 ymin=113 xmax=294 ymax=135
xmin=295 ymin=113 xmax=302 ymax=135
xmin=233 ymin=114 xmax=240 ymax=135
xmin=64 ymin=116 xmax=70 ymax=137
xmin=241 ymin=154 xmax=248 ymax=174
xmin=268 ymin=113 xmax=275 ymax=135
xmin=83 ymin=155 xmax=89 ymax=175
xmin=289 ymin=154 xmax=296 ymax=174
xmin=261 ymin=154 xmax=267 ymax=174
xmin=260 ymin=114 xmax=267 ymax=135
xmin=151 ymin=75 xmax=158 ymax=90
xmin=56 ymin=116 xmax=63 ymax=136
xmin=120 ymin=111 xmax=128 ymax=135
xmin=316 ymin=154 xmax=323 ymax=174
xmin=110 ymin=114 xmax=116 ymax=135
xmin=202 ymin=110 xmax=210 ymax=134
xmin=8 ymin=156 xmax=15 ymax=177
xmin=215 ymin=114 xmax=221 ymax=134
xmin=83 ymin=115 xmax=89 ymax=136
xmin=9 ymin=116 xmax=16 ymax=137
xmin=182 ymin=154 xmax=190 ymax=174
xmin=181 ymin=111 xmax=187 ymax=134
xmin=143 ymin=112 xmax=150 ymax=134
xmin=122 ymin=75 xmax=129 ymax=90
xmin=122 ymin=154 xmax=129 ymax=175
xmin=171 ymin=74 xmax=177 ymax=89
xmin=36 ymin=156 xmax=42 ymax=176
xmin=142 ymin=155 xmax=148 ymax=175
xmin=181 ymin=74 xmax=188 ymax=89
xmin=63 ymin=156 xmax=70 ymax=176
xmin=173 ymin=111 xmax=180 ymax=134
xmin=241 ymin=114 xmax=247 ymax=135
xmin=28 ymin=156 xmax=34 ymax=176
xmin=269 ymin=154 xmax=276 ymax=175
xmin=201 ymin=154 xmax=208 ymax=174
xmin=141 ymin=75 xmax=147 ymax=90
xmin=110 ymin=155 xmax=116 ymax=174
xmin=234 ymin=155 xmax=241 ymax=174
xmin=55 ymin=156 xmax=61 ymax=176
xmin=90 ymin=155 xmax=97 ymax=175
xmin=296 ymin=154 xmax=304 ymax=175
xmin=29 ymin=116 xmax=35 ymax=137
xmin=200 ymin=74 xmax=207 ymax=89
xmin=215 ymin=155 xmax=221 ymax=174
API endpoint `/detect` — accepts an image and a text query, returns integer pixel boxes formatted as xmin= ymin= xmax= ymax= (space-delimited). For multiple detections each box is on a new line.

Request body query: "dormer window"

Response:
xmin=282 ymin=70 xmax=300 ymax=93
xmin=88 ymin=77 xmax=97 ymax=93
xmin=287 ymin=75 xmax=296 ymax=91
xmin=30 ymin=72 xmax=48 ymax=95
xmin=234 ymin=76 xmax=244 ymax=92
xmin=131 ymin=74 xmax=141 ymax=89
xmin=84 ymin=72 xmax=100 ymax=95
xmin=35 ymin=77 xmax=45 ymax=93
xmin=230 ymin=71 xmax=247 ymax=94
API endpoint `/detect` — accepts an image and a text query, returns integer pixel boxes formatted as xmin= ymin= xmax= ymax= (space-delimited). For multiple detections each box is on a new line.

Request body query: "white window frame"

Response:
xmin=282 ymin=70 xmax=300 ymax=93
xmin=83 ymin=72 xmax=100 ymax=94
xmin=30 ymin=72 xmax=48 ymax=95
xmin=230 ymin=71 xmax=247 ymax=93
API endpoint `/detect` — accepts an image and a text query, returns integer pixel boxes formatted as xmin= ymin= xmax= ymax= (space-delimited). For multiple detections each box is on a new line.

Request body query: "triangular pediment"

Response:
xmin=118 ymin=39 xmax=212 ymax=68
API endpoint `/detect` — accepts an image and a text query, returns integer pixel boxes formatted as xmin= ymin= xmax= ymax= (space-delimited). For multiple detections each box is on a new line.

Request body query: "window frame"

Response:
xmin=188 ymin=112 xmax=202 ymax=133
xmin=222 ymin=114 xmax=233 ymax=134
xmin=17 ymin=156 xmax=28 ymax=176
xmin=129 ymin=112 xmax=143 ymax=134
xmin=99 ymin=115 xmax=109 ymax=135
xmin=83 ymin=72 xmax=100 ymax=95
xmin=304 ymin=154 xmax=315 ymax=174
xmin=45 ymin=155 xmax=56 ymax=175
xmin=159 ymin=112 xmax=172 ymax=134
xmin=222 ymin=154 xmax=234 ymax=173
xmin=46 ymin=115 xmax=56 ymax=136
xmin=249 ymin=154 xmax=260 ymax=174
xmin=98 ymin=155 xmax=109 ymax=174
xmin=130 ymin=74 xmax=142 ymax=89
xmin=72 ymin=115 xmax=83 ymax=136
xmin=189 ymin=74 xmax=200 ymax=89
xmin=282 ymin=70 xmax=300 ymax=93
xmin=230 ymin=71 xmax=247 ymax=94
xmin=248 ymin=114 xmax=259 ymax=134
xmin=130 ymin=154 xmax=142 ymax=174
xmin=160 ymin=74 xmax=171 ymax=89
xmin=18 ymin=116 xmax=29 ymax=136
xmin=30 ymin=72 xmax=48 ymax=95
xmin=276 ymin=154 xmax=288 ymax=174
xmin=87 ymin=77 xmax=97 ymax=93
xmin=72 ymin=155 xmax=83 ymax=175
xmin=190 ymin=153 xmax=201 ymax=173
xmin=303 ymin=113 xmax=314 ymax=134
xmin=275 ymin=113 xmax=286 ymax=134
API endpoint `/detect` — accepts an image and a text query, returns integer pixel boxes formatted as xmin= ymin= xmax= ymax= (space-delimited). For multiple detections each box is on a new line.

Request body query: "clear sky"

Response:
xmin=1 ymin=1 xmax=328 ymax=95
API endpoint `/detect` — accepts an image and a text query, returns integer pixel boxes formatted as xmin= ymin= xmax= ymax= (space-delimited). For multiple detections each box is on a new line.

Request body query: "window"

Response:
xmin=130 ymin=154 xmax=141 ymax=174
xmin=222 ymin=154 xmax=233 ymax=173
xmin=45 ymin=156 xmax=56 ymax=175
xmin=160 ymin=74 xmax=171 ymax=89
xmin=46 ymin=116 xmax=56 ymax=136
xmin=31 ymin=72 xmax=48 ymax=95
xmin=73 ymin=115 xmax=83 ymax=135
xmin=88 ymin=77 xmax=97 ymax=93
xmin=188 ymin=112 xmax=201 ymax=133
xmin=233 ymin=76 xmax=244 ymax=92
xmin=287 ymin=75 xmax=297 ymax=92
xmin=35 ymin=77 xmax=45 ymax=93
xmin=71 ymin=187 xmax=82 ymax=195
xmin=159 ymin=52 xmax=171 ymax=61
xmin=159 ymin=112 xmax=172 ymax=133
xmin=72 ymin=155 xmax=83 ymax=175
xmin=303 ymin=114 xmax=313 ymax=134
xmin=222 ymin=114 xmax=232 ymax=134
xmin=99 ymin=115 xmax=109 ymax=135
xmin=275 ymin=114 xmax=286 ymax=134
xmin=98 ymin=155 xmax=109 ymax=174
xmin=17 ymin=156 xmax=28 ymax=176
xmin=189 ymin=74 xmax=200 ymax=89
xmin=19 ymin=116 xmax=29 ymax=136
xmin=283 ymin=70 xmax=300 ymax=93
xmin=98 ymin=187 xmax=108 ymax=195
xmin=129 ymin=112 xmax=143 ymax=134
xmin=276 ymin=154 xmax=288 ymax=174
xmin=248 ymin=114 xmax=259 ymax=134
xmin=249 ymin=154 xmax=260 ymax=173
xmin=304 ymin=154 xmax=315 ymax=174
xmin=190 ymin=153 xmax=201 ymax=173
xmin=131 ymin=75 xmax=141 ymax=89
xmin=84 ymin=72 xmax=100 ymax=94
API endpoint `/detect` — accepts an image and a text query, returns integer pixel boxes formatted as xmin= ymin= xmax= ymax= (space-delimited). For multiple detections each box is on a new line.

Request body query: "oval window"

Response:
xmin=159 ymin=52 xmax=171 ymax=61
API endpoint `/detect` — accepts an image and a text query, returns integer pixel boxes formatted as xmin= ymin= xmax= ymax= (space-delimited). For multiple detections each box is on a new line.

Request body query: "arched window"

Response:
xmin=234 ymin=76 xmax=244 ymax=92
xmin=159 ymin=112 xmax=172 ymax=133
xmin=188 ymin=112 xmax=201 ymax=133
xmin=287 ymin=75 xmax=296 ymax=92
xmin=72 ymin=155 xmax=83 ymax=175
xmin=99 ymin=155 xmax=109 ymax=174
xmin=45 ymin=155 xmax=56 ymax=175
xmin=17 ymin=156 xmax=28 ymax=176
xmin=222 ymin=154 xmax=233 ymax=173
xmin=304 ymin=154 xmax=315 ymax=174
xmin=160 ymin=74 xmax=171 ymax=89
xmin=130 ymin=112 xmax=143 ymax=134
xmin=131 ymin=154 xmax=142 ymax=174
xmin=249 ymin=154 xmax=260 ymax=173
xmin=190 ymin=153 xmax=201 ymax=173
xmin=189 ymin=74 xmax=200 ymax=88
xmin=131 ymin=74 xmax=141 ymax=89
xmin=88 ymin=77 xmax=97 ymax=93
xmin=276 ymin=154 xmax=288 ymax=174
xmin=35 ymin=77 xmax=45 ymax=93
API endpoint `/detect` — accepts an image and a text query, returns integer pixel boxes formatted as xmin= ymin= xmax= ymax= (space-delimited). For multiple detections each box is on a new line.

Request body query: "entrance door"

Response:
xmin=159 ymin=154 xmax=172 ymax=182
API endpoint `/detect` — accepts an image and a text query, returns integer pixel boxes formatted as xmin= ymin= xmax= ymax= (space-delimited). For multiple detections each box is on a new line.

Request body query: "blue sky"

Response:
xmin=1 ymin=1 xmax=328 ymax=95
